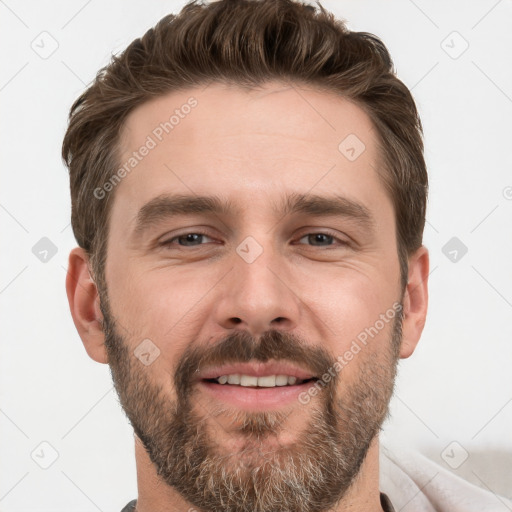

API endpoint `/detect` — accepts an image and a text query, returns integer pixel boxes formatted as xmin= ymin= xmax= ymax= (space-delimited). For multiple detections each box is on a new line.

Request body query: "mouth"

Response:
xmin=196 ymin=361 xmax=320 ymax=410
xmin=203 ymin=374 xmax=317 ymax=387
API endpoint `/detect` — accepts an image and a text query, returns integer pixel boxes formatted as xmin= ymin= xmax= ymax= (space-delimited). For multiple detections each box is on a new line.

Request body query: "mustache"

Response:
xmin=174 ymin=329 xmax=336 ymax=398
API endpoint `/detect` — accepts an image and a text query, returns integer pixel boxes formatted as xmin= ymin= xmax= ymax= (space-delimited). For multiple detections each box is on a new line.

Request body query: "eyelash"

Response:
xmin=160 ymin=230 xmax=349 ymax=249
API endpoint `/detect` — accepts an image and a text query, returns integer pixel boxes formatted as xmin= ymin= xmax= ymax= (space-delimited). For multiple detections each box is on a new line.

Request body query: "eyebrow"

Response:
xmin=132 ymin=192 xmax=375 ymax=239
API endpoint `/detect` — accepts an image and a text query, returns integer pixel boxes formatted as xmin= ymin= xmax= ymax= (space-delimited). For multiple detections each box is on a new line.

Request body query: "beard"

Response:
xmin=99 ymin=292 xmax=402 ymax=512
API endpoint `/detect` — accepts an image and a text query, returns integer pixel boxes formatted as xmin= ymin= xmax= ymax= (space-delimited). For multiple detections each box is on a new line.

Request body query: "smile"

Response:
xmin=206 ymin=374 xmax=316 ymax=387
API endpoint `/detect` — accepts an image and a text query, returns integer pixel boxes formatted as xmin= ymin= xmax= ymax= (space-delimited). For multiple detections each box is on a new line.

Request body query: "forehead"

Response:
xmin=112 ymin=81 xmax=388 ymax=226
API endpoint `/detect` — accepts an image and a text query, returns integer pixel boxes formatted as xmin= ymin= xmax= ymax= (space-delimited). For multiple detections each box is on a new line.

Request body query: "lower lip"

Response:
xmin=198 ymin=380 xmax=315 ymax=411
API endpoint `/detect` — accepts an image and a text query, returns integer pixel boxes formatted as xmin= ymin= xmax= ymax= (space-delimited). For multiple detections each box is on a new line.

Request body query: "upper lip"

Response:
xmin=196 ymin=361 xmax=317 ymax=380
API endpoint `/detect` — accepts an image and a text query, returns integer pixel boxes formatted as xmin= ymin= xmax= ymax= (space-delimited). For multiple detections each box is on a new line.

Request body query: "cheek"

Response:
xmin=297 ymin=266 xmax=390 ymax=342
xmin=109 ymin=265 xmax=217 ymax=341
xmin=302 ymin=269 xmax=400 ymax=385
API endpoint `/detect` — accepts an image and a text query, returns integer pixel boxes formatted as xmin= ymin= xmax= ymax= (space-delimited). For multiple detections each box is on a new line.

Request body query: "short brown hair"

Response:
xmin=62 ymin=0 xmax=427 ymax=293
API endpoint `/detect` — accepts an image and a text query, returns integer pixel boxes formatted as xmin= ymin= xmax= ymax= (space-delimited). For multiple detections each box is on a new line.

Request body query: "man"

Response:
xmin=62 ymin=0 xmax=510 ymax=510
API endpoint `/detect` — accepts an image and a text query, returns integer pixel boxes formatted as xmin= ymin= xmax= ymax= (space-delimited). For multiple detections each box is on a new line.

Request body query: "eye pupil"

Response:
xmin=180 ymin=233 xmax=202 ymax=245
xmin=309 ymin=233 xmax=332 ymax=245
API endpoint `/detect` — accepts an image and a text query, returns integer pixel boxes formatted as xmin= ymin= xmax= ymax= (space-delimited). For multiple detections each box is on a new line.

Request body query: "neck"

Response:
xmin=133 ymin=435 xmax=384 ymax=512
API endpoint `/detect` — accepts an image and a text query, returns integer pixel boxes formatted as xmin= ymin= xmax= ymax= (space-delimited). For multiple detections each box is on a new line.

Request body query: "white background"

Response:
xmin=1 ymin=0 xmax=511 ymax=510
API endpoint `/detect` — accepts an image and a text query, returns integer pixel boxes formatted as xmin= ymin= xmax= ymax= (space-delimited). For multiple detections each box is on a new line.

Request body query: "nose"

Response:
xmin=213 ymin=242 xmax=301 ymax=338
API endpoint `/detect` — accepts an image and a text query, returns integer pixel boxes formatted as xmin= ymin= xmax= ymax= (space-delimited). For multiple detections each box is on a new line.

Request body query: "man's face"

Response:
xmin=100 ymin=82 xmax=404 ymax=512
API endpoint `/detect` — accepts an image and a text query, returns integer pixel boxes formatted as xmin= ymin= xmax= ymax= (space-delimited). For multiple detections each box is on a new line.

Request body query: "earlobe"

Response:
xmin=399 ymin=245 xmax=429 ymax=359
xmin=66 ymin=247 xmax=108 ymax=364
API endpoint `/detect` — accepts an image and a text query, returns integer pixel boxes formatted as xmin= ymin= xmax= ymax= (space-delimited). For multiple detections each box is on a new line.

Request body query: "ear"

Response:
xmin=66 ymin=247 xmax=108 ymax=364
xmin=400 ymin=245 xmax=429 ymax=359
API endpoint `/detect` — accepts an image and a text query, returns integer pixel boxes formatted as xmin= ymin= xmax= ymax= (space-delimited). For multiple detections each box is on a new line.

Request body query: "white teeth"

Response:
xmin=214 ymin=374 xmax=307 ymax=387
xmin=257 ymin=375 xmax=276 ymax=387
xmin=227 ymin=374 xmax=241 ymax=385
xmin=275 ymin=375 xmax=289 ymax=386
xmin=240 ymin=375 xmax=258 ymax=386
